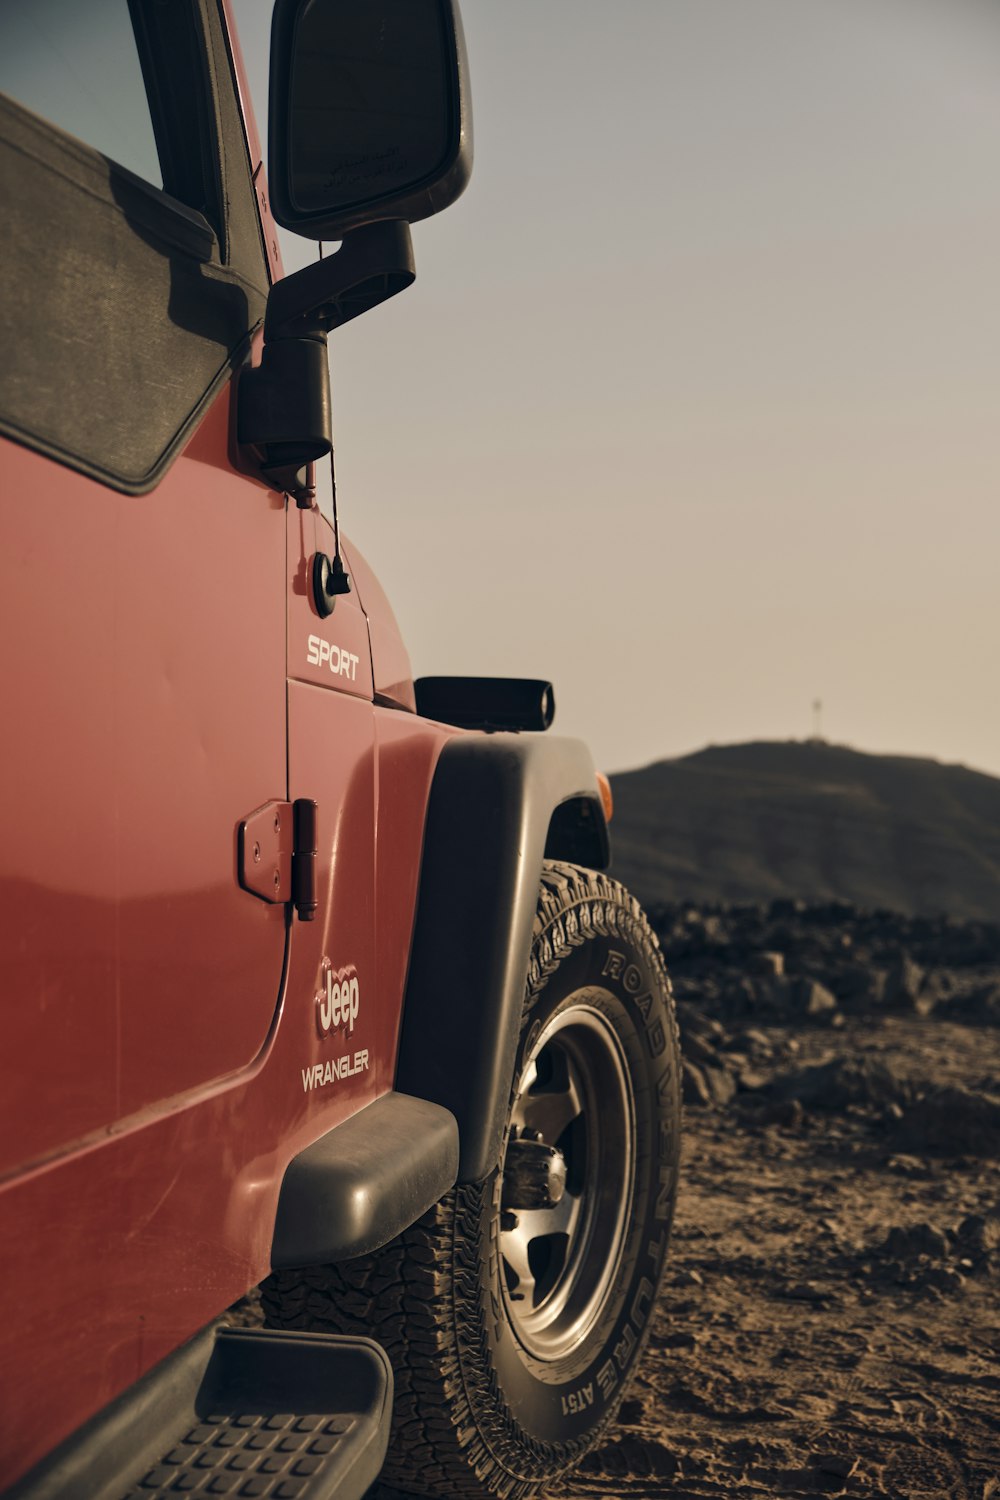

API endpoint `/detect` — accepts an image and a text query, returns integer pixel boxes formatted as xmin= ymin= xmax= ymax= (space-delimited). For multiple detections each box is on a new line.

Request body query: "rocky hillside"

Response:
xmin=609 ymin=741 xmax=1000 ymax=920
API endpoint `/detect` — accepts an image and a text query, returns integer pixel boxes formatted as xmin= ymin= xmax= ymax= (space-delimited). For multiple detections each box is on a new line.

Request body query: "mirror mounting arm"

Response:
xmin=264 ymin=220 xmax=416 ymax=341
xmin=238 ymin=221 xmax=416 ymax=501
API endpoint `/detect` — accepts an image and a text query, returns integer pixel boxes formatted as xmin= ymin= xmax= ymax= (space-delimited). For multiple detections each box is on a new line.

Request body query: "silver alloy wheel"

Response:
xmin=499 ymin=998 xmax=637 ymax=1361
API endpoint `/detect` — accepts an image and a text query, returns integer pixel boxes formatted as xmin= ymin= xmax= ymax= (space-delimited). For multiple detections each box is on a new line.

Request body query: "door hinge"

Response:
xmin=238 ymin=798 xmax=318 ymax=921
xmin=291 ymin=798 xmax=318 ymax=922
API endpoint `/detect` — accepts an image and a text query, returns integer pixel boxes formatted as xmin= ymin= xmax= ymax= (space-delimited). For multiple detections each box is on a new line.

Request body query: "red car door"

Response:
xmin=0 ymin=1 xmax=288 ymax=1174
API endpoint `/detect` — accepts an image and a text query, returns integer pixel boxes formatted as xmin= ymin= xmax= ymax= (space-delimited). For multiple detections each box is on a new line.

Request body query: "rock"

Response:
xmin=660 ymin=1330 xmax=698 ymax=1349
xmin=684 ymin=1052 xmax=739 ymax=1110
xmin=683 ymin=1031 xmax=721 ymax=1068
xmin=740 ymin=1095 xmax=805 ymax=1129
xmin=769 ymin=898 xmax=807 ymax=920
xmin=955 ymin=1214 xmax=1000 ymax=1260
xmin=835 ymin=964 xmax=887 ymax=1008
xmin=702 ymin=1063 xmax=737 ymax=1108
xmin=766 ymin=922 xmax=798 ymax=952
xmin=748 ymin=950 xmax=785 ymax=977
xmin=882 ymin=1221 xmax=950 ymax=1261
xmin=768 ymin=1055 xmax=911 ymax=1112
xmin=676 ymin=1003 xmax=727 ymax=1044
xmin=616 ymin=1398 xmax=645 ymax=1424
xmin=673 ymin=1268 xmax=703 ymax=1287
xmin=781 ymin=975 xmax=839 ymax=1016
xmin=738 ymin=1027 xmax=774 ymax=1056
xmin=885 ymin=1153 xmax=925 ymax=1175
xmin=782 ymin=1281 xmax=828 ymax=1302
xmin=883 ymin=951 xmax=925 ymax=1009
xmin=924 ymin=966 xmax=955 ymax=998
xmin=912 ymin=968 xmax=952 ymax=1017
xmin=893 ymin=1085 xmax=1000 ymax=1156
xmin=971 ymin=981 xmax=1000 ymax=1023
xmin=754 ymin=973 xmax=840 ymax=1019
xmin=923 ymin=1265 xmax=967 ymax=1294
xmin=816 ymin=1454 xmax=860 ymax=1480
xmin=723 ymin=975 xmax=759 ymax=1012
xmin=669 ymin=973 xmax=701 ymax=1003
xmin=738 ymin=1068 xmax=771 ymax=1092
xmin=674 ymin=912 xmax=729 ymax=955
xmin=682 ymin=1059 xmax=712 ymax=1108
xmin=864 ymin=968 xmax=889 ymax=1005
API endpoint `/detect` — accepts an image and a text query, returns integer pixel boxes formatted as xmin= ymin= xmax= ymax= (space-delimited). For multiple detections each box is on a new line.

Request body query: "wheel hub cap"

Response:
xmin=502 ymin=1135 xmax=567 ymax=1211
xmin=499 ymin=1000 xmax=636 ymax=1361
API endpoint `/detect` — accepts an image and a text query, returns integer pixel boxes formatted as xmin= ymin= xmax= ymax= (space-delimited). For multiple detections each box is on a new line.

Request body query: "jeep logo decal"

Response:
xmin=316 ymin=960 xmax=360 ymax=1037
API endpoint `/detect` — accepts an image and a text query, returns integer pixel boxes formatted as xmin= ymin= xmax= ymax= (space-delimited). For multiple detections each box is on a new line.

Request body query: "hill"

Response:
xmin=607 ymin=741 xmax=1000 ymax=920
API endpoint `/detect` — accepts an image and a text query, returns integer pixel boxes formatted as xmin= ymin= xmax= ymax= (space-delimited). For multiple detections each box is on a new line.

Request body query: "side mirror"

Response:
xmin=269 ymin=0 xmax=473 ymax=240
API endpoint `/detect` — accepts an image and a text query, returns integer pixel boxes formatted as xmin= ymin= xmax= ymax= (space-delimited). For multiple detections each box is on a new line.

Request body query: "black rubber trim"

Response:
xmin=6 ymin=1324 xmax=392 ymax=1500
xmin=414 ymin=676 xmax=555 ymax=732
xmin=270 ymin=1092 xmax=459 ymax=1269
xmin=394 ymin=733 xmax=609 ymax=1183
xmin=544 ymin=793 xmax=610 ymax=868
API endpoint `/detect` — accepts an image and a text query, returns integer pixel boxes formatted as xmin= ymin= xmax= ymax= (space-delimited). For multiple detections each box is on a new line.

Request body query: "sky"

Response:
xmin=237 ymin=0 xmax=1000 ymax=778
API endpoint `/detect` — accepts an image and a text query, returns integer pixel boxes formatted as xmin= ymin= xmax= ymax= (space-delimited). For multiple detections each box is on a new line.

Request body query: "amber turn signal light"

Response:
xmin=596 ymin=772 xmax=613 ymax=823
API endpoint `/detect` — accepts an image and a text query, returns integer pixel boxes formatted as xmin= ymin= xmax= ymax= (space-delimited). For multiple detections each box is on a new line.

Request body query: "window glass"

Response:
xmin=0 ymin=0 xmax=162 ymax=188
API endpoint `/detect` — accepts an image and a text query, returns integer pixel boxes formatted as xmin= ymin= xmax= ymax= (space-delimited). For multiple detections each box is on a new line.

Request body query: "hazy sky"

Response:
xmin=238 ymin=0 xmax=1000 ymax=777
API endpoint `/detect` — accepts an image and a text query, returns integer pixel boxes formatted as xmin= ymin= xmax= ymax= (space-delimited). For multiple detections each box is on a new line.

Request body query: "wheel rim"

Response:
xmin=499 ymin=999 xmax=636 ymax=1361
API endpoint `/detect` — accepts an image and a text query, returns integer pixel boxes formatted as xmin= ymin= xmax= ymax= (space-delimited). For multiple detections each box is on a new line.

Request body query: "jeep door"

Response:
xmin=0 ymin=0 xmax=289 ymax=1175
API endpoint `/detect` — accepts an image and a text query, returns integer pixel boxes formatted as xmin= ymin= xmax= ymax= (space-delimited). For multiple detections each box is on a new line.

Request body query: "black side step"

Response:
xmin=8 ymin=1326 xmax=392 ymax=1500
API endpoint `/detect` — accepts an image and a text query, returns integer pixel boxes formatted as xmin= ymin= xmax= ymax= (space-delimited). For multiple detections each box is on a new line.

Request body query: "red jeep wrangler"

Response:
xmin=0 ymin=4 xmax=681 ymax=1497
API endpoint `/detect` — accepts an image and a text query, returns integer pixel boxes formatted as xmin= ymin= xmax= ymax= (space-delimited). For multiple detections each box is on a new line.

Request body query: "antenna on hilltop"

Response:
xmin=810 ymin=698 xmax=824 ymax=743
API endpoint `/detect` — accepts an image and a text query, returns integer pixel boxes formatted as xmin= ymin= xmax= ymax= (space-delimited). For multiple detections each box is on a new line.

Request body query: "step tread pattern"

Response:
xmin=122 ymin=1413 xmax=357 ymax=1499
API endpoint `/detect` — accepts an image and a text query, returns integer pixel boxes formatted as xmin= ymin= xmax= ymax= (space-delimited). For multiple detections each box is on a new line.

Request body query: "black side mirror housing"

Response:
xmin=269 ymin=0 xmax=473 ymax=240
xmin=237 ymin=219 xmax=415 ymax=500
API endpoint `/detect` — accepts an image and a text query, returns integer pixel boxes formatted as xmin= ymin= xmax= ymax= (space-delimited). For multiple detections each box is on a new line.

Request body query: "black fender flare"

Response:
xmin=394 ymin=733 xmax=609 ymax=1183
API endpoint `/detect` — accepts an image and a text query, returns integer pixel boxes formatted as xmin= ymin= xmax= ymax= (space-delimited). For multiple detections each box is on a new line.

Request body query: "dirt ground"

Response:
xmin=557 ymin=1011 xmax=1000 ymax=1500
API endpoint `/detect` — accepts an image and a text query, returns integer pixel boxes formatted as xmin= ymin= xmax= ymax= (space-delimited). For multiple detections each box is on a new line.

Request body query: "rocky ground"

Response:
xmin=557 ymin=901 xmax=1000 ymax=1500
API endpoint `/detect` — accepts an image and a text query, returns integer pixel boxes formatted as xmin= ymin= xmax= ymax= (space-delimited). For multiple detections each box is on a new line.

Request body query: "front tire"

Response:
xmin=263 ymin=861 xmax=682 ymax=1498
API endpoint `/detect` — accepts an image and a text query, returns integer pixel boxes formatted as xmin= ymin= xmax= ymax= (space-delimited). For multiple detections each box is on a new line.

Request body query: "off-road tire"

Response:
xmin=262 ymin=860 xmax=682 ymax=1498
